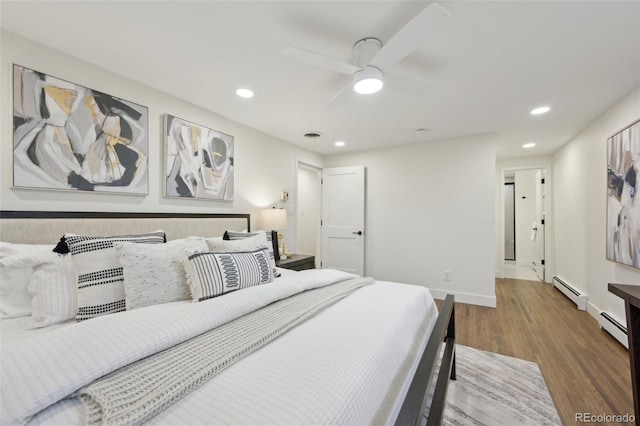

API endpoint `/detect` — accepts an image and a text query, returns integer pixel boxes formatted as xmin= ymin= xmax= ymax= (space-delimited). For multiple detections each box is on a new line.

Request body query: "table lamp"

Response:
xmin=260 ymin=207 xmax=288 ymax=259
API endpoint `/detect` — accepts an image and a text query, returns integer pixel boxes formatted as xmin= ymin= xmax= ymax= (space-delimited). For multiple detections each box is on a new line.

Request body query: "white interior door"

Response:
xmin=321 ymin=165 xmax=365 ymax=275
xmin=533 ymin=170 xmax=545 ymax=280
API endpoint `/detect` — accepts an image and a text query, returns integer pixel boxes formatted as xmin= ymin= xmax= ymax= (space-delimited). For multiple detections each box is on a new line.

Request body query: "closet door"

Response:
xmin=321 ymin=165 xmax=365 ymax=275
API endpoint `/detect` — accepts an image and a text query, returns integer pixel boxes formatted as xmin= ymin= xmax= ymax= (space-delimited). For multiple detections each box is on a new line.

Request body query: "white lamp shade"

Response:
xmin=260 ymin=208 xmax=287 ymax=230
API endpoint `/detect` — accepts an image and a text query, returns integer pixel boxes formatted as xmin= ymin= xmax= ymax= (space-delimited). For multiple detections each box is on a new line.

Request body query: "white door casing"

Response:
xmin=321 ymin=165 xmax=365 ymax=275
xmin=533 ymin=169 xmax=545 ymax=280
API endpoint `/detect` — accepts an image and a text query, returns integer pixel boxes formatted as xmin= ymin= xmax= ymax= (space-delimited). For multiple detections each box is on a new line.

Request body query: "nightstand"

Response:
xmin=276 ymin=254 xmax=315 ymax=271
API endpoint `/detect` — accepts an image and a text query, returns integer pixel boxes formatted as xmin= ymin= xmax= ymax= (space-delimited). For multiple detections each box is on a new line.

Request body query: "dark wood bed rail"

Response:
xmin=396 ymin=294 xmax=456 ymax=426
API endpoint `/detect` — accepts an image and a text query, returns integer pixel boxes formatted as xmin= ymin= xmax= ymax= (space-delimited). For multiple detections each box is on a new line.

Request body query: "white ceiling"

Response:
xmin=1 ymin=1 xmax=639 ymax=159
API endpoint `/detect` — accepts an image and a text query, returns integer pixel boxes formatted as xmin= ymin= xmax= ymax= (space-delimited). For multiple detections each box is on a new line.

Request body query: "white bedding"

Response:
xmin=1 ymin=269 xmax=438 ymax=426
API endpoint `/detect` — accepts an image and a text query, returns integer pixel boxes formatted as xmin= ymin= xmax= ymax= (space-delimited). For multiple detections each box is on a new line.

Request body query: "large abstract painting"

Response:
xmin=607 ymin=118 xmax=640 ymax=269
xmin=165 ymin=115 xmax=234 ymax=200
xmin=13 ymin=64 xmax=149 ymax=194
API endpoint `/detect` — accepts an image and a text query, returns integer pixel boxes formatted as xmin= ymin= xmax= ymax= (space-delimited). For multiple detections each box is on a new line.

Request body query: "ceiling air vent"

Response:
xmin=303 ymin=131 xmax=322 ymax=139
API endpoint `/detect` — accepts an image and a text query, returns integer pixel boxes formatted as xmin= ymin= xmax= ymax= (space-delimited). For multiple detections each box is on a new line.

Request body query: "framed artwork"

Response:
xmin=164 ymin=114 xmax=234 ymax=201
xmin=606 ymin=118 xmax=640 ymax=269
xmin=12 ymin=64 xmax=149 ymax=194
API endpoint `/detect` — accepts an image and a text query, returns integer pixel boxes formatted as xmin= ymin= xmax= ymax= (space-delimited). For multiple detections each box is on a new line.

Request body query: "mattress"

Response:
xmin=1 ymin=269 xmax=438 ymax=426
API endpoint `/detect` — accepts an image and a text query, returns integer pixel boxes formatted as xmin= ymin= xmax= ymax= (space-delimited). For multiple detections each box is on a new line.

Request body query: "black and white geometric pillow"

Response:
xmin=185 ymin=247 xmax=274 ymax=302
xmin=61 ymin=231 xmax=166 ymax=321
xmin=213 ymin=232 xmax=280 ymax=277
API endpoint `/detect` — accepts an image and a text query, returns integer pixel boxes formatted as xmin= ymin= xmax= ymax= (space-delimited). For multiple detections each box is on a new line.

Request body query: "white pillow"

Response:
xmin=223 ymin=230 xmax=278 ymax=260
xmin=117 ymin=237 xmax=208 ymax=310
xmin=206 ymin=233 xmax=279 ymax=277
xmin=62 ymin=230 xmax=166 ymax=321
xmin=184 ymin=247 xmax=274 ymax=302
xmin=0 ymin=242 xmax=54 ymax=319
xmin=0 ymin=251 xmax=76 ymax=328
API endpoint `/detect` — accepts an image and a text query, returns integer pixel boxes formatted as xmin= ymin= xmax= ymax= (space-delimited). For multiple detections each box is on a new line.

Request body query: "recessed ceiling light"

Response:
xmin=530 ymin=106 xmax=550 ymax=115
xmin=236 ymin=88 xmax=254 ymax=98
xmin=523 ymin=143 xmax=536 ymax=149
xmin=334 ymin=141 xmax=346 ymax=147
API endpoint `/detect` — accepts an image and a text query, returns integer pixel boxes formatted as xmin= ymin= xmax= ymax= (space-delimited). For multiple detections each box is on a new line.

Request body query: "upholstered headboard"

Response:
xmin=0 ymin=211 xmax=250 ymax=244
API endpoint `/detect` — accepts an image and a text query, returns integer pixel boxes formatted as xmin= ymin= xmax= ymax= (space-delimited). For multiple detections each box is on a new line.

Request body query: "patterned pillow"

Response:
xmin=62 ymin=231 xmax=166 ymax=321
xmin=208 ymin=233 xmax=279 ymax=278
xmin=185 ymin=247 xmax=274 ymax=302
xmin=116 ymin=237 xmax=208 ymax=310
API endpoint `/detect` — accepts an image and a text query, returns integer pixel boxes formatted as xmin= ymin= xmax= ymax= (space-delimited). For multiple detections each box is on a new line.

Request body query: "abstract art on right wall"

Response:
xmin=607 ymin=118 xmax=640 ymax=269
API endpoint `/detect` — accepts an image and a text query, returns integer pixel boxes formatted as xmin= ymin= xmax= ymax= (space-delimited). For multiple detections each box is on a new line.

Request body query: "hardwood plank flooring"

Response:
xmin=437 ymin=278 xmax=634 ymax=425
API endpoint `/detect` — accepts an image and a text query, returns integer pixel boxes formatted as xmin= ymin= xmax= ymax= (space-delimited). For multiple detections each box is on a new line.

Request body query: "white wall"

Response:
xmin=325 ymin=135 xmax=497 ymax=307
xmin=554 ymin=86 xmax=640 ymax=325
xmin=0 ymin=30 xmax=324 ymax=247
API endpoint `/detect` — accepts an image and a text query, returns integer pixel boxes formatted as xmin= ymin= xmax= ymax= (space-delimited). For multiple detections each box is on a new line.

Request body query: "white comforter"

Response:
xmin=1 ymin=269 xmax=438 ymax=426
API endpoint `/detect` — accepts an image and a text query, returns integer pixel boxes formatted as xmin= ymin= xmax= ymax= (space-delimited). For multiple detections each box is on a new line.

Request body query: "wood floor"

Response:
xmin=437 ymin=278 xmax=634 ymax=425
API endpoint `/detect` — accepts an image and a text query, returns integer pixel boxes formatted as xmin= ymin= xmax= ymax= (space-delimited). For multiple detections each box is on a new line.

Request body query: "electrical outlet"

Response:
xmin=444 ymin=270 xmax=452 ymax=281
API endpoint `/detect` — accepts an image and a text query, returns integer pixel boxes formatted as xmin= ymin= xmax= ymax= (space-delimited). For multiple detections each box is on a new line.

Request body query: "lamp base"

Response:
xmin=278 ymin=232 xmax=285 ymax=258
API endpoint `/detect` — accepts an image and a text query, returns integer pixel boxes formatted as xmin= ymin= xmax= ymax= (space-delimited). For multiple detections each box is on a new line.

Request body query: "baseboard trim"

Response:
xmin=586 ymin=301 xmax=600 ymax=320
xmin=429 ymin=288 xmax=497 ymax=308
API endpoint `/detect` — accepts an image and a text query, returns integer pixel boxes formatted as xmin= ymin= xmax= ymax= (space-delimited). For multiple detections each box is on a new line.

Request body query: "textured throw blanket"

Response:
xmin=77 ymin=276 xmax=374 ymax=426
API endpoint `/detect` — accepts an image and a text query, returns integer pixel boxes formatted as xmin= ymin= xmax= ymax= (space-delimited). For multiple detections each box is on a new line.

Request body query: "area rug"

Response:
xmin=424 ymin=345 xmax=562 ymax=426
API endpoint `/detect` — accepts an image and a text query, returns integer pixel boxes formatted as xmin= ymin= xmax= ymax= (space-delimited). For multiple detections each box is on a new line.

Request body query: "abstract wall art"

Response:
xmin=12 ymin=64 xmax=149 ymax=194
xmin=606 ymin=118 xmax=640 ymax=269
xmin=165 ymin=114 xmax=234 ymax=201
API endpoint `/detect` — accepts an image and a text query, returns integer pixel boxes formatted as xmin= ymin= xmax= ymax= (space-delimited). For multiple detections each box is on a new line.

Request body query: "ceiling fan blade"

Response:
xmin=385 ymin=73 xmax=436 ymax=97
xmin=283 ymin=46 xmax=360 ymax=76
xmin=322 ymin=80 xmax=355 ymax=112
xmin=369 ymin=2 xmax=451 ymax=70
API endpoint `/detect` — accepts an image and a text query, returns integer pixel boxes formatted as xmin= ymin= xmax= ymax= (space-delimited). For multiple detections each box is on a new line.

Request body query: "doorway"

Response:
xmin=296 ymin=162 xmax=321 ymax=265
xmin=295 ymin=162 xmax=366 ymax=275
xmin=504 ymin=177 xmax=516 ymax=261
xmin=500 ymin=167 xmax=548 ymax=282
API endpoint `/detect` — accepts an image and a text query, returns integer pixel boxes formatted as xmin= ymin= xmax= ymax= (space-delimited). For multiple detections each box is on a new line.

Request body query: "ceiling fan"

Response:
xmin=282 ymin=2 xmax=451 ymax=111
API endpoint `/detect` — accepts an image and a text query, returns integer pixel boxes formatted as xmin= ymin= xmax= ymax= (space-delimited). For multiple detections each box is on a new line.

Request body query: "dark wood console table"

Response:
xmin=609 ymin=283 xmax=640 ymax=423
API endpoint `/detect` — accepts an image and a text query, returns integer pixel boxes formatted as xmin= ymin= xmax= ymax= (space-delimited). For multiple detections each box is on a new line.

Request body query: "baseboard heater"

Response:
xmin=552 ymin=276 xmax=587 ymax=311
xmin=598 ymin=311 xmax=629 ymax=348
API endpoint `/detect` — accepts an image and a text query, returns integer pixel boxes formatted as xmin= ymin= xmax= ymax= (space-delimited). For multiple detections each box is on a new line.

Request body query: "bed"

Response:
xmin=0 ymin=211 xmax=455 ymax=426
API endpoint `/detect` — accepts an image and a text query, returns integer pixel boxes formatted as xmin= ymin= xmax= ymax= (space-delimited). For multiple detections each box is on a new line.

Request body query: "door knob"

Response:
xmin=352 ymin=231 xmax=363 ymax=235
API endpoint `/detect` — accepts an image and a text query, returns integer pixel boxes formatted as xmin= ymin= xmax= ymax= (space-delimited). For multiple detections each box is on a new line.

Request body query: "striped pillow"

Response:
xmin=62 ymin=231 xmax=166 ymax=321
xmin=185 ymin=247 xmax=274 ymax=302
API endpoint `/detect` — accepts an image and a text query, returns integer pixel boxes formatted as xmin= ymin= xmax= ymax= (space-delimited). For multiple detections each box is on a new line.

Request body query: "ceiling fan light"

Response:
xmin=353 ymin=67 xmax=384 ymax=95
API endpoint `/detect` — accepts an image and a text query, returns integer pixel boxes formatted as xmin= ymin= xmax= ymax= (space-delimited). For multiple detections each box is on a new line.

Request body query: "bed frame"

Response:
xmin=0 ymin=210 xmax=456 ymax=426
